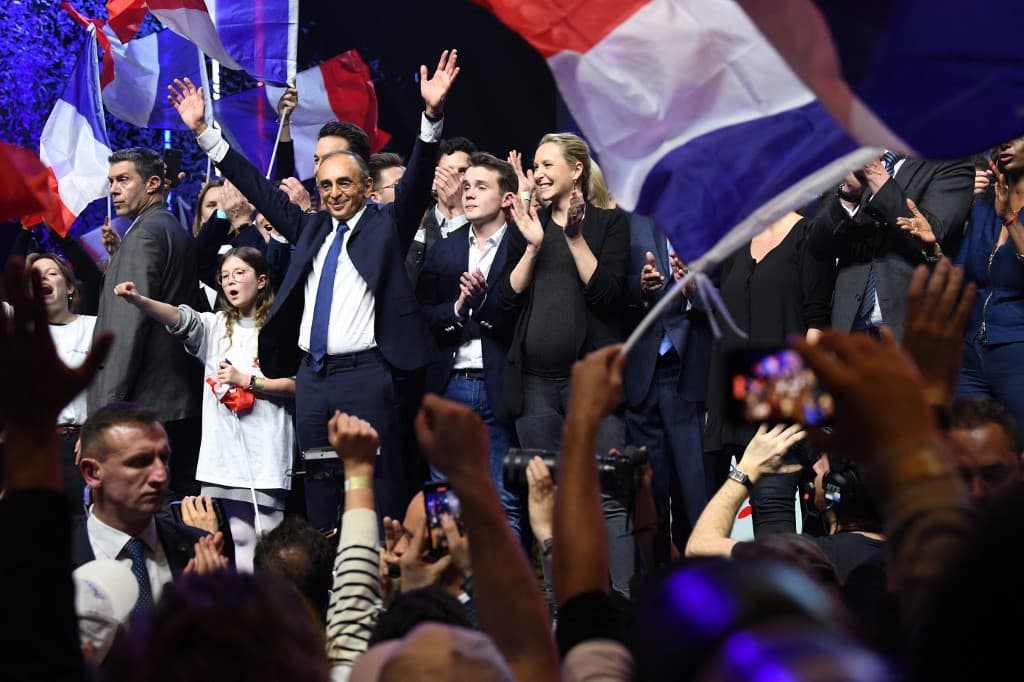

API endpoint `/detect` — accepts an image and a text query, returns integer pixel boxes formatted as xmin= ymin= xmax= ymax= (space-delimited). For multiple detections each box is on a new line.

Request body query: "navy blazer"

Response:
xmin=214 ymin=135 xmax=439 ymax=378
xmin=622 ymin=212 xmax=711 ymax=406
xmin=415 ymin=225 xmax=514 ymax=415
xmin=70 ymin=513 xmax=209 ymax=578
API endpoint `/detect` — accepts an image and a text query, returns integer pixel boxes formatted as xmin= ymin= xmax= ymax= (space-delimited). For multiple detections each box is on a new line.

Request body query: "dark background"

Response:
xmin=0 ymin=0 xmax=573 ymax=249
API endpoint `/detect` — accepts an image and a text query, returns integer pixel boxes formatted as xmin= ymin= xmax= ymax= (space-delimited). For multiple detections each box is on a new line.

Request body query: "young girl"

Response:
xmin=115 ymin=246 xmax=295 ymax=571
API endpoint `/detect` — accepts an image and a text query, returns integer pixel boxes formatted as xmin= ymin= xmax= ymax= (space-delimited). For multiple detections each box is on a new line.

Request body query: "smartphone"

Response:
xmin=422 ymin=480 xmax=464 ymax=559
xmin=169 ymin=498 xmax=227 ymax=530
xmin=163 ymin=148 xmax=183 ymax=188
xmin=726 ymin=346 xmax=833 ymax=427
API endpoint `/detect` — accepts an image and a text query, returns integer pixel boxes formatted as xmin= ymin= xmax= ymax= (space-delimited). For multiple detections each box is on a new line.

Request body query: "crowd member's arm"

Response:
xmin=0 ymin=257 xmax=112 ymax=682
xmin=196 ymin=181 xmax=254 ymax=288
xmin=552 ymin=346 xmax=634 ymax=678
xmin=416 ymin=394 xmax=559 ymax=682
xmin=868 ymin=158 xmax=974 ymax=245
xmin=324 ymin=412 xmax=385 ymax=670
xmin=793 ymin=328 xmax=975 ymax=638
xmin=685 ymin=424 xmax=805 ymax=558
xmin=526 ymin=457 xmax=556 ymax=591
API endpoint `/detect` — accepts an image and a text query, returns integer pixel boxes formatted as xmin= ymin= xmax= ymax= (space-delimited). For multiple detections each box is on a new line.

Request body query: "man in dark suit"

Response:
xmin=169 ymin=50 xmax=460 ymax=527
xmin=416 ymin=152 xmax=520 ymax=531
xmin=88 ymin=148 xmax=203 ymax=500
xmin=623 ymin=213 xmax=711 ymax=562
xmin=823 ymin=153 xmax=974 ymax=340
xmin=73 ymin=403 xmax=208 ymax=608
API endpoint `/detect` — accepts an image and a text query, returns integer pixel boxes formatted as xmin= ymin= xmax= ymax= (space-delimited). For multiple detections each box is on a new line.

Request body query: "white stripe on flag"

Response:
xmin=40 ymin=101 xmax=113 ymax=216
xmin=547 ymin=0 xmax=815 ymax=211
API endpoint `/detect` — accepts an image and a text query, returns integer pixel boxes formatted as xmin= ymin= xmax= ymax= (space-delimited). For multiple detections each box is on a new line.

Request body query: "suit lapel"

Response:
xmin=487 ymin=228 xmax=510 ymax=289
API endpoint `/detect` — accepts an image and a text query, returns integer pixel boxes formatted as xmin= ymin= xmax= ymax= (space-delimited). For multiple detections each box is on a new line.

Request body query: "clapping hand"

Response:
xmin=510 ymin=192 xmax=544 ymax=251
xmin=640 ymin=251 xmax=665 ymax=299
xmin=896 ymin=198 xmax=936 ymax=244
xmin=456 ymin=269 xmax=487 ymax=316
xmin=507 ymin=150 xmax=535 ymax=197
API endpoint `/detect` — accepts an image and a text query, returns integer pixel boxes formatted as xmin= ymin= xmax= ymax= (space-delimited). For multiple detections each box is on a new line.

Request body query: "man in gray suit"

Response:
xmin=821 ymin=153 xmax=974 ymax=340
xmin=88 ymin=148 xmax=203 ymax=500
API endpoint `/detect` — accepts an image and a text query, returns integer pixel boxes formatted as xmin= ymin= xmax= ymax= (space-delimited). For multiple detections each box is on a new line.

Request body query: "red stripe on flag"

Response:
xmin=104 ymin=0 xmax=148 ymax=43
xmin=61 ymin=4 xmax=116 ymax=88
xmin=321 ymin=51 xmax=390 ymax=153
xmin=146 ymin=0 xmax=213 ymax=12
xmin=0 ymin=143 xmax=53 ymax=224
xmin=473 ymin=0 xmax=650 ymax=58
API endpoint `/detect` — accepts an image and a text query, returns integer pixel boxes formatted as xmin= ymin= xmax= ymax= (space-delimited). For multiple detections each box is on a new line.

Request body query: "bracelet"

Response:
xmin=424 ymin=109 xmax=443 ymax=123
xmin=344 ymin=475 xmax=374 ymax=492
xmin=248 ymin=374 xmax=257 ymax=391
xmin=255 ymin=376 xmax=265 ymax=392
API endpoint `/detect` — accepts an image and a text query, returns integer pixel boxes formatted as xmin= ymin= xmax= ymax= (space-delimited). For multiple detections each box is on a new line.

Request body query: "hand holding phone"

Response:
xmin=727 ymin=347 xmax=834 ymax=427
xmin=422 ymin=480 xmax=464 ymax=559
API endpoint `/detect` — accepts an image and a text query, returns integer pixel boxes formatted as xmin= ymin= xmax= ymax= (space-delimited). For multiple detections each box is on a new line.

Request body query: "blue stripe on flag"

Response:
xmin=63 ymin=32 xmax=110 ymax=150
xmin=213 ymin=0 xmax=294 ymax=84
xmin=635 ymin=102 xmax=856 ymax=262
xmin=149 ymin=29 xmax=203 ymax=129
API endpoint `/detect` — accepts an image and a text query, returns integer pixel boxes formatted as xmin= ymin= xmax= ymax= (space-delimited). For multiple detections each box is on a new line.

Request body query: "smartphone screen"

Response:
xmin=726 ymin=347 xmax=833 ymax=426
xmin=422 ymin=480 xmax=464 ymax=557
xmin=163 ymin=148 xmax=183 ymax=188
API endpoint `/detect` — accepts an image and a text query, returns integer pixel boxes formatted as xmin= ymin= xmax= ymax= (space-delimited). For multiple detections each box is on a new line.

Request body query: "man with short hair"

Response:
xmin=170 ymin=49 xmax=460 ymax=528
xmin=369 ymin=152 xmax=406 ymax=205
xmin=416 ymin=152 xmax=521 ymax=532
xmin=88 ymin=148 xmax=203 ymax=501
xmin=406 ymin=137 xmax=479 ymax=284
xmin=72 ymin=403 xmax=209 ymax=607
xmin=950 ymin=396 xmax=1023 ymax=506
xmin=254 ymin=515 xmax=334 ymax=623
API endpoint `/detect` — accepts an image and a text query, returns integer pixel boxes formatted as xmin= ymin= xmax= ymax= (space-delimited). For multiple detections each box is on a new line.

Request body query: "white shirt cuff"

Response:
xmin=420 ymin=113 xmax=443 ymax=143
xmin=196 ymin=123 xmax=230 ymax=164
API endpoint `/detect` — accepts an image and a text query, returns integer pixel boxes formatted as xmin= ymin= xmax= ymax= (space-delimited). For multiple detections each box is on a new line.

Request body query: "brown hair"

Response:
xmin=217 ymin=247 xmax=275 ymax=349
xmin=192 ymin=178 xmax=226 ymax=237
xmin=26 ymin=252 xmax=81 ymax=313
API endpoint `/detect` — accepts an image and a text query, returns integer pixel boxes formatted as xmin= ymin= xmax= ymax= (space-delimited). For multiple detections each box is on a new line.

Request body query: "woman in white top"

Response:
xmin=25 ymin=253 xmax=97 ymax=516
xmin=114 ymin=246 xmax=296 ymax=571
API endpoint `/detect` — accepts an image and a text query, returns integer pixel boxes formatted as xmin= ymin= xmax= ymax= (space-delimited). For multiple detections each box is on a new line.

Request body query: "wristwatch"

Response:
xmin=728 ymin=464 xmax=754 ymax=490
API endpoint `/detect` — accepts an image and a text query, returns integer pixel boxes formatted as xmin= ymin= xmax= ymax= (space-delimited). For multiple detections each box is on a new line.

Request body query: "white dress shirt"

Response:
xmin=452 ymin=224 xmax=507 ymax=370
xmin=87 ymin=511 xmax=173 ymax=602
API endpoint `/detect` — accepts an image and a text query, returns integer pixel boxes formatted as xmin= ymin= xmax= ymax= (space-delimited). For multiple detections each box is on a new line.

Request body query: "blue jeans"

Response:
xmin=956 ymin=338 xmax=1024 ymax=435
xmin=431 ymin=373 xmax=522 ymax=535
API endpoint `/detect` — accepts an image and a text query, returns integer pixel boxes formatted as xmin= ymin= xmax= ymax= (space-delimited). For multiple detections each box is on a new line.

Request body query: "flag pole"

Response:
xmin=198 ymin=45 xmax=216 ymax=179
xmin=266 ymin=2 xmax=298 ymax=180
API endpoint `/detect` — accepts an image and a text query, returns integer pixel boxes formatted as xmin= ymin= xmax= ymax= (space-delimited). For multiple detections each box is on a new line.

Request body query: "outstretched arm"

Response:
xmin=113 ymin=281 xmax=180 ymax=328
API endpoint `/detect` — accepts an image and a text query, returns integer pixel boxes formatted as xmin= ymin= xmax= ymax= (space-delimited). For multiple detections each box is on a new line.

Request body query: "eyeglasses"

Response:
xmin=217 ymin=268 xmax=254 ymax=284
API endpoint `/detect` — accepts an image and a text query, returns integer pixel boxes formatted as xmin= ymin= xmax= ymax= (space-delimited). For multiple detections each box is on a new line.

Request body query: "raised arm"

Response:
xmin=416 ymin=394 xmax=559 ymax=682
xmin=113 ymin=281 xmax=180 ymax=327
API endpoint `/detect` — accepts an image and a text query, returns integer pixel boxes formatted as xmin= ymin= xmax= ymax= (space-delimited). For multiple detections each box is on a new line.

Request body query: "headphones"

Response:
xmin=822 ymin=458 xmax=863 ymax=512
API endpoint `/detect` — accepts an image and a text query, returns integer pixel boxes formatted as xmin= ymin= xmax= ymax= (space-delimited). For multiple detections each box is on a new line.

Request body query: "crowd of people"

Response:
xmin=2 ymin=47 xmax=1024 ymax=680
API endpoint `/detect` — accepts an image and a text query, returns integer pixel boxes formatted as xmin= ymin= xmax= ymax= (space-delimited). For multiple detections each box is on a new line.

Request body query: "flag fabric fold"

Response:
xmin=0 ymin=143 xmax=54 ymax=223
xmin=146 ymin=0 xmax=242 ymax=72
xmin=39 ymin=27 xmax=113 ymax=236
xmin=218 ymin=50 xmax=389 ymax=180
xmin=101 ymin=26 xmax=203 ymax=129
xmin=477 ymin=0 xmax=865 ymax=266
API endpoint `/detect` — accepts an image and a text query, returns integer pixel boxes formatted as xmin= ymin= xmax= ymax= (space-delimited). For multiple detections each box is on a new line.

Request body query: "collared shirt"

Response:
xmin=414 ymin=205 xmax=469 ymax=244
xmin=87 ymin=510 xmax=173 ymax=601
xmin=196 ymin=112 xmax=444 ymax=357
xmin=452 ymin=223 xmax=507 ymax=370
xmin=298 ymin=209 xmax=377 ymax=355
xmin=841 ymin=156 xmax=906 ymax=326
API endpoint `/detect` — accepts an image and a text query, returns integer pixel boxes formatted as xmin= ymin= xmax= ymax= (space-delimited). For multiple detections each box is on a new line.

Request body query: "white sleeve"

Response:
xmin=325 ymin=508 xmax=383 ymax=667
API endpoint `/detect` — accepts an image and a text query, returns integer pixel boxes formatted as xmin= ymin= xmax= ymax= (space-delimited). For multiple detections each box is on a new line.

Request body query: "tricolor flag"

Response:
xmin=109 ymin=0 xmax=298 ymax=84
xmin=0 ymin=143 xmax=54 ymax=223
xmin=39 ymin=26 xmax=113 ymax=237
xmin=218 ymin=50 xmax=390 ymax=180
xmin=101 ymin=26 xmax=203 ymax=129
xmin=477 ymin=0 xmax=1021 ymax=269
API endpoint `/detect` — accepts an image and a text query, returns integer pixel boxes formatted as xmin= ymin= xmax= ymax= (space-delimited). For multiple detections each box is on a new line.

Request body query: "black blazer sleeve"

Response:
xmin=798 ymin=220 xmax=836 ymax=330
xmin=581 ymin=207 xmax=630 ymax=311
xmin=216 ymin=147 xmax=307 ymax=245
xmin=274 ymin=139 xmax=297 ymax=182
xmin=195 ymin=214 xmax=233 ymax=289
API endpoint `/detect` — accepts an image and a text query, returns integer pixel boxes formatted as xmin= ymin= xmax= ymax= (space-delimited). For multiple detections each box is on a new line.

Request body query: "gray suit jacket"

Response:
xmin=818 ymin=158 xmax=974 ymax=340
xmin=87 ymin=203 xmax=203 ymax=421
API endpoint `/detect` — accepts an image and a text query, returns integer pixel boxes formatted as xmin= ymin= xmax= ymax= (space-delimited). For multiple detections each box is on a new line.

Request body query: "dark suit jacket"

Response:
xmin=495 ymin=203 xmax=630 ymax=418
xmin=87 ymin=203 xmax=203 ymax=421
xmin=214 ymin=135 xmax=439 ymax=378
xmin=70 ymin=513 xmax=208 ymax=578
xmin=405 ymin=205 xmax=444 ymax=286
xmin=415 ymin=224 xmax=514 ymax=415
xmin=819 ymin=158 xmax=973 ymax=339
xmin=622 ymin=212 xmax=711 ymax=407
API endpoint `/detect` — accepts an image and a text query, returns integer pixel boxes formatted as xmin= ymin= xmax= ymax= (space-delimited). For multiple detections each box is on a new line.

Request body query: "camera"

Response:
xmin=502 ymin=446 xmax=648 ymax=498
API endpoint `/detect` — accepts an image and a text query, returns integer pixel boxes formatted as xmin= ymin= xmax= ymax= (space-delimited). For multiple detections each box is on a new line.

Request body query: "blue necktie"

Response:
xmin=856 ymin=152 xmax=903 ymax=326
xmin=310 ymin=223 xmax=349 ymax=371
xmin=123 ymin=537 xmax=155 ymax=613
xmin=659 ymin=239 xmax=675 ymax=355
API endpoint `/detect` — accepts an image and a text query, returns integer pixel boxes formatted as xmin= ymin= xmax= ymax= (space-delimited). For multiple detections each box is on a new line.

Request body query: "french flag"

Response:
xmin=101 ymin=26 xmax=203 ymax=129
xmin=39 ymin=26 xmax=113 ymax=236
xmin=115 ymin=0 xmax=298 ymax=84
xmin=478 ymin=0 xmax=1021 ymax=268
xmin=218 ymin=50 xmax=390 ymax=180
